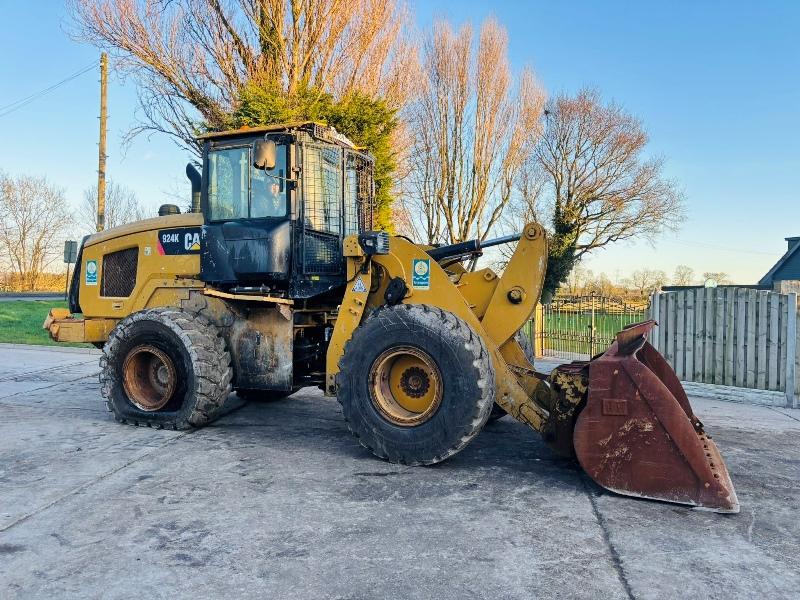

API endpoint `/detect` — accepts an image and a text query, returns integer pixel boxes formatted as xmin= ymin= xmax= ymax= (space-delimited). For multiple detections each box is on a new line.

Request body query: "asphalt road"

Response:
xmin=0 ymin=344 xmax=799 ymax=599
xmin=0 ymin=293 xmax=64 ymax=302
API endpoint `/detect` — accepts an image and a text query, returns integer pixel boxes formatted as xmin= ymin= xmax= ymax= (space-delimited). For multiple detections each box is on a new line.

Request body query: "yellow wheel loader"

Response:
xmin=44 ymin=122 xmax=738 ymax=513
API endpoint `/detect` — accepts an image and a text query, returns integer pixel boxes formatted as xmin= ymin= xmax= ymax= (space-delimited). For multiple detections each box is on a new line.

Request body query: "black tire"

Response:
xmin=487 ymin=330 xmax=536 ymax=422
xmin=517 ymin=329 xmax=535 ymax=364
xmin=337 ymin=304 xmax=495 ymax=465
xmin=487 ymin=404 xmax=508 ymax=422
xmin=100 ymin=308 xmax=233 ymax=429
xmin=236 ymin=388 xmax=296 ymax=402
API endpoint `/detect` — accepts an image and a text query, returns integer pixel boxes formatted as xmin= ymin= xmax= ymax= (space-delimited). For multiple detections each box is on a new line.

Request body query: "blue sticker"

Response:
xmin=85 ymin=259 xmax=98 ymax=286
xmin=412 ymin=258 xmax=430 ymax=290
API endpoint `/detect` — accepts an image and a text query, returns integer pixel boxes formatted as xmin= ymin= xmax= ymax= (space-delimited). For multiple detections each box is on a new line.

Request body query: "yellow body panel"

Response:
xmin=204 ymin=288 xmax=294 ymax=305
xmin=45 ymin=213 xmax=205 ymax=343
xmin=325 ymin=241 xmax=371 ymax=393
xmin=43 ymin=308 xmax=118 ymax=343
xmin=79 ymin=213 xmax=204 ymax=318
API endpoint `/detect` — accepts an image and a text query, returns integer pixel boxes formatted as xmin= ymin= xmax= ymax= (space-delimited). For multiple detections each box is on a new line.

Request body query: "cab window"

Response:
xmin=251 ymin=147 xmax=288 ymax=218
xmin=344 ymin=166 xmax=360 ymax=235
xmin=207 ymin=144 xmax=287 ymax=221
xmin=303 ymin=145 xmax=342 ymax=234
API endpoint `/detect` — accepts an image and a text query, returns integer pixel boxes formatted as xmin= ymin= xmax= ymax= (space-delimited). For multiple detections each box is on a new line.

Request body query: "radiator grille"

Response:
xmin=101 ymin=247 xmax=138 ymax=297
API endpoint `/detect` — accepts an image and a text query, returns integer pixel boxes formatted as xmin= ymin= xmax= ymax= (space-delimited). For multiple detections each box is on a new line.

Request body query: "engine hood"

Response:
xmin=84 ymin=213 xmax=204 ymax=248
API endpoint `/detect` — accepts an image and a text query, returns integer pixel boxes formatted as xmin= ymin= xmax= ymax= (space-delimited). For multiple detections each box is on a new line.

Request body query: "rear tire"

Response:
xmin=337 ymin=304 xmax=495 ymax=465
xmin=100 ymin=308 xmax=233 ymax=429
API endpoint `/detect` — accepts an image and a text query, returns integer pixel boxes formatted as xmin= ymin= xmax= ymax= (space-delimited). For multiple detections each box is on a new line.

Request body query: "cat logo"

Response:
xmin=157 ymin=227 xmax=202 ymax=255
xmin=185 ymin=232 xmax=201 ymax=251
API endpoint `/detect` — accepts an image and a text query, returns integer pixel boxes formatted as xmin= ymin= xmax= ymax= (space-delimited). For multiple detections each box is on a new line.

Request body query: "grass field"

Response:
xmin=0 ymin=300 xmax=89 ymax=347
xmin=540 ymin=311 xmax=646 ymax=356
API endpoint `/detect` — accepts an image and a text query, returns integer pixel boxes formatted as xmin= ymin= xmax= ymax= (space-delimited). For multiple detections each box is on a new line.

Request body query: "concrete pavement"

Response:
xmin=0 ymin=344 xmax=799 ymax=599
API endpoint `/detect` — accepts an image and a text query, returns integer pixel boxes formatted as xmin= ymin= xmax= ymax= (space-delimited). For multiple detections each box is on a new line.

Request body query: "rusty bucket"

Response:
xmin=572 ymin=321 xmax=739 ymax=513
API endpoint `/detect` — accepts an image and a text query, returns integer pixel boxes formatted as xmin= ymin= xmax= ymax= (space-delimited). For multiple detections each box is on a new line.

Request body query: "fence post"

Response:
xmin=589 ymin=292 xmax=594 ymax=358
xmin=650 ymin=292 xmax=661 ymax=350
xmin=533 ymin=303 xmax=544 ymax=358
xmin=786 ymin=293 xmax=797 ymax=408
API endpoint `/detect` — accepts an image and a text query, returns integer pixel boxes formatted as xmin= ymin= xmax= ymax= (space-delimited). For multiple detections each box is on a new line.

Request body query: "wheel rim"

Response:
xmin=122 ymin=345 xmax=177 ymax=411
xmin=369 ymin=346 xmax=443 ymax=426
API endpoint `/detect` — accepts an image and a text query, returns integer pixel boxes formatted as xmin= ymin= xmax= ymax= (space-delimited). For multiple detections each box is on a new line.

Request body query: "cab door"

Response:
xmin=201 ymin=140 xmax=292 ymax=285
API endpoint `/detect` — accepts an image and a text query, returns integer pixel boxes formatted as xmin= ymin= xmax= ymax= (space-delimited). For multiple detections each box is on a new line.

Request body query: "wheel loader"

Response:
xmin=44 ymin=122 xmax=738 ymax=513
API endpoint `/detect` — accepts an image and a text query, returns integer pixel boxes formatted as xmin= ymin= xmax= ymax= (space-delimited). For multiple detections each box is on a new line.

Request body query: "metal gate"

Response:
xmin=539 ymin=295 xmax=649 ymax=360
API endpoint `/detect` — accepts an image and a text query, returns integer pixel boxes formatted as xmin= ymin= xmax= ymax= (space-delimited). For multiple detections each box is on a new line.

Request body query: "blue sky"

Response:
xmin=0 ymin=1 xmax=797 ymax=283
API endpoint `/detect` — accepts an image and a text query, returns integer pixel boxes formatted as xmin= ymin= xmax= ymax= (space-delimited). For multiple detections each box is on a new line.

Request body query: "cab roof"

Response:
xmin=196 ymin=121 xmax=360 ymax=149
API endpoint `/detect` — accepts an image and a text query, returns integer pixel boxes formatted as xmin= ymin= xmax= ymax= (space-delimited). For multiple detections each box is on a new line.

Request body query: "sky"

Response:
xmin=0 ymin=0 xmax=797 ymax=284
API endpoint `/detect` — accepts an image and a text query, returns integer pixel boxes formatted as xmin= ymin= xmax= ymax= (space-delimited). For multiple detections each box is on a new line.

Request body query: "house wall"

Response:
xmin=773 ymin=280 xmax=800 ymax=294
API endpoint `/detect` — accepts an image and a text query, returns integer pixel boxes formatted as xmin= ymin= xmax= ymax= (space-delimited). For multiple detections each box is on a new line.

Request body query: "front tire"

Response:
xmin=337 ymin=304 xmax=495 ymax=465
xmin=100 ymin=308 xmax=233 ymax=429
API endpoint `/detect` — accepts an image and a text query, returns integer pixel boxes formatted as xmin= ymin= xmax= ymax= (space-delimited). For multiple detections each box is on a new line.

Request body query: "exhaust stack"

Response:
xmin=186 ymin=163 xmax=202 ymax=213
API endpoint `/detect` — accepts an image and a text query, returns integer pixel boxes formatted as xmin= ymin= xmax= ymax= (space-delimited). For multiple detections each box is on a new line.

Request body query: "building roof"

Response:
xmin=759 ymin=237 xmax=800 ymax=286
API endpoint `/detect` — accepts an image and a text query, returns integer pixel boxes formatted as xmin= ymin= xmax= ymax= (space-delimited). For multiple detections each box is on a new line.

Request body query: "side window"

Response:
xmin=208 ymin=146 xmax=249 ymax=220
xmin=344 ymin=155 xmax=359 ymax=236
xmin=344 ymin=153 xmax=375 ymax=233
xmin=304 ymin=145 xmax=342 ymax=234
xmin=251 ymin=147 xmax=288 ymax=218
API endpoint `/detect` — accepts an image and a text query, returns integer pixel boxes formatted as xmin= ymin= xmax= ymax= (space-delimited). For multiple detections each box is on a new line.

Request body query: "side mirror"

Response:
xmin=253 ymin=139 xmax=277 ymax=170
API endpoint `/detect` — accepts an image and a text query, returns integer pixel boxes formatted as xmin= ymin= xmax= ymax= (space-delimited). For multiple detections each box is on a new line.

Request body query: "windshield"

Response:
xmin=207 ymin=143 xmax=287 ymax=220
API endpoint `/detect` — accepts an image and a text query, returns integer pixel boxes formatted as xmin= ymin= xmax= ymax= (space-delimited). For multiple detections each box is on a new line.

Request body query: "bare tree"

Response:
xmin=702 ymin=271 xmax=732 ymax=285
xmin=629 ymin=268 xmax=667 ymax=297
xmin=531 ymin=88 xmax=684 ymax=300
xmin=0 ymin=173 xmax=73 ymax=291
xmin=564 ymin=265 xmax=591 ymax=296
xmin=403 ymin=18 xmax=545 ymax=244
xmin=585 ymin=272 xmax=616 ymax=296
xmin=79 ymin=181 xmax=149 ymax=234
xmin=70 ymin=0 xmax=417 ymax=152
xmin=672 ymin=264 xmax=694 ymax=286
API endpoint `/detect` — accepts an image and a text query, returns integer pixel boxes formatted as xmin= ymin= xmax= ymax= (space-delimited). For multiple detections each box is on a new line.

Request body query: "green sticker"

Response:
xmin=412 ymin=258 xmax=430 ymax=290
xmin=85 ymin=259 xmax=98 ymax=286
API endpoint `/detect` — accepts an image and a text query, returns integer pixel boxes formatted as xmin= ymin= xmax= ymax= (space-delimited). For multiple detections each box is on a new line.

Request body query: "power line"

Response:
xmin=0 ymin=61 xmax=98 ymax=118
xmin=0 ymin=61 xmax=98 ymax=114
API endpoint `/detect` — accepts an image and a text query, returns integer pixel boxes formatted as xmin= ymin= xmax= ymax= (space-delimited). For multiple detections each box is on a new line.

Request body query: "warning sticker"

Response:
xmin=352 ymin=276 xmax=367 ymax=293
xmin=412 ymin=258 xmax=430 ymax=290
xmin=85 ymin=259 xmax=98 ymax=286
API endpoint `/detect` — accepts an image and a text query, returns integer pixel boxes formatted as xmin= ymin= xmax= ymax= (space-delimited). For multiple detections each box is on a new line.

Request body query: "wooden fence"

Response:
xmin=649 ymin=288 xmax=797 ymax=407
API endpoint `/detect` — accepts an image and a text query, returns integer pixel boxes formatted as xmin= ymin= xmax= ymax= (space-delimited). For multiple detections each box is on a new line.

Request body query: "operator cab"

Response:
xmin=195 ymin=122 xmax=375 ymax=299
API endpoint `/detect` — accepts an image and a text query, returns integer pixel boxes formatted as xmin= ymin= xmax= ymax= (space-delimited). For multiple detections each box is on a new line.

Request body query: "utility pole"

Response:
xmin=97 ymin=52 xmax=108 ymax=232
